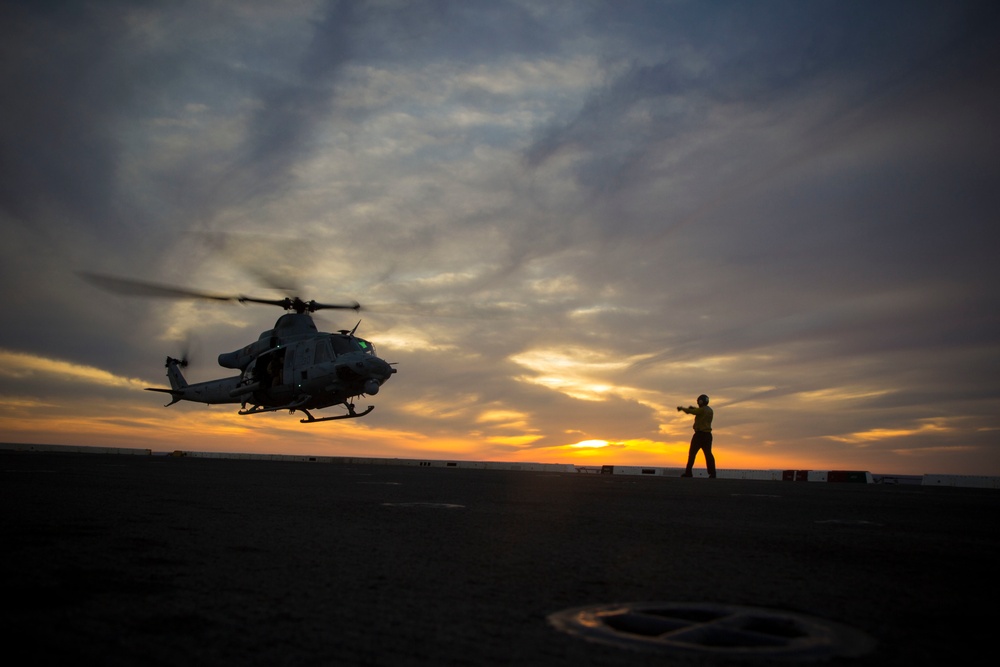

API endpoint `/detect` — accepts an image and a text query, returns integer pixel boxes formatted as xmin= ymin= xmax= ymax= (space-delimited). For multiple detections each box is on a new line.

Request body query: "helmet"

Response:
xmin=697 ymin=394 xmax=709 ymax=406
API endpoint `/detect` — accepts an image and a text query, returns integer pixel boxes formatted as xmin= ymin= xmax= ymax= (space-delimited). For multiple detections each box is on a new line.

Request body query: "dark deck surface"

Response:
xmin=1 ymin=450 xmax=996 ymax=665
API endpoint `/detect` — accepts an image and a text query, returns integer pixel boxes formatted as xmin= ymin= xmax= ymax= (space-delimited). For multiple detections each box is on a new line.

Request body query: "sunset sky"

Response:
xmin=2 ymin=1 xmax=998 ymax=476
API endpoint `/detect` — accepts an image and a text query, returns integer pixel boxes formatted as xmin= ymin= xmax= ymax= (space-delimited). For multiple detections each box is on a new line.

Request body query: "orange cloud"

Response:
xmin=824 ymin=420 xmax=953 ymax=445
xmin=0 ymin=349 xmax=149 ymax=389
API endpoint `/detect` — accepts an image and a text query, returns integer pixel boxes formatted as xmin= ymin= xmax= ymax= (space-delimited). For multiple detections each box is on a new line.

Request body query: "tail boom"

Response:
xmin=146 ymin=357 xmax=241 ymax=406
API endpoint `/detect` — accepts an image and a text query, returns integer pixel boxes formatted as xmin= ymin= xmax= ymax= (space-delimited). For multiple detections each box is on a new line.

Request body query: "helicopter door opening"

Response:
xmin=253 ymin=348 xmax=287 ymax=391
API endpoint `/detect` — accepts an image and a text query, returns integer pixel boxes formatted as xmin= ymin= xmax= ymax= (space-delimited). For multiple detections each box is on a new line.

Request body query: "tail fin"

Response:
xmin=163 ymin=356 xmax=189 ymax=390
xmin=144 ymin=357 xmax=188 ymax=406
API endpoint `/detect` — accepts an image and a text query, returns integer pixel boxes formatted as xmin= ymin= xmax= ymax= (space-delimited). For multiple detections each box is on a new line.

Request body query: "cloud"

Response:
xmin=1 ymin=1 xmax=998 ymax=475
xmin=0 ymin=349 xmax=149 ymax=391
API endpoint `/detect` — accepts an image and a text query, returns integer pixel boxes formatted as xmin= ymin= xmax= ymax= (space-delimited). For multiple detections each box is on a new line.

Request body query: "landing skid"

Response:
xmin=299 ymin=405 xmax=374 ymax=423
xmin=238 ymin=402 xmax=306 ymax=416
xmin=238 ymin=397 xmax=374 ymax=422
xmin=238 ymin=395 xmax=311 ymax=417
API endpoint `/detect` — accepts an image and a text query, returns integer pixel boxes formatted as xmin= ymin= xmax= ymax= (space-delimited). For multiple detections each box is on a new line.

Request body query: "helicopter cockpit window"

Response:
xmin=329 ymin=335 xmax=377 ymax=357
xmin=314 ymin=339 xmax=334 ymax=364
xmin=330 ymin=335 xmax=355 ymax=356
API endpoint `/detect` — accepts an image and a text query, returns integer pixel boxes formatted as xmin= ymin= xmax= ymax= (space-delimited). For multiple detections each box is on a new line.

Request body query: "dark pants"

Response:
xmin=685 ymin=431 xmax=716 ymax=477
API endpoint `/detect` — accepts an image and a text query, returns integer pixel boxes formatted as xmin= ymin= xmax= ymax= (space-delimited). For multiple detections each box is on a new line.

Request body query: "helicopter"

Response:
xmin=81 ymin=273 xmax=396 ymax=423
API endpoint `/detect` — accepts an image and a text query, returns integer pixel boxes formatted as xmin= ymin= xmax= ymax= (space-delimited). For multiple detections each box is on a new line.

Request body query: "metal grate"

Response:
xmin=549 ymin=602 xmax=875 ymax=659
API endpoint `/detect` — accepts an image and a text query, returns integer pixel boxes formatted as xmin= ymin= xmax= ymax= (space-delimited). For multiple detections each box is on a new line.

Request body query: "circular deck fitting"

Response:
xmin=548 ymin=601 xmax=874 ymax=660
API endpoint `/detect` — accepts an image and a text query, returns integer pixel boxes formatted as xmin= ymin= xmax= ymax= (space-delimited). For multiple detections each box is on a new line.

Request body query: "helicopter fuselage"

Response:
xmin=147 ymin=313 xmax=395 ymax=422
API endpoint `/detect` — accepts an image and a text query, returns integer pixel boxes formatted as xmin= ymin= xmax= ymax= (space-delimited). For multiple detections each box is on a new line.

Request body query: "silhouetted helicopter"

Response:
xmin=81 ymin=273 xmax=396 ymax=422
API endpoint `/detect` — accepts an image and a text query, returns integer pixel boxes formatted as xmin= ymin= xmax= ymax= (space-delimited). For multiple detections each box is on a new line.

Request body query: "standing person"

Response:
xmin=677 ymin=394 xmax=715 ymax=478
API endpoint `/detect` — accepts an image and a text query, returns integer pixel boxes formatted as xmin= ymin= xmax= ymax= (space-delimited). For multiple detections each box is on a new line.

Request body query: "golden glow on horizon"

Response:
xmin=1 ymin=399 xmax=979 ymax=475
xmin=532 ymin=437 xmax=694 ymax=465
xmin=569 ymin=439 xmax=608 ymax=448
xmin=0 ymin=345 xmax=987 ymax=476
xmin=486 ymin=434 xmax=543 ymax=446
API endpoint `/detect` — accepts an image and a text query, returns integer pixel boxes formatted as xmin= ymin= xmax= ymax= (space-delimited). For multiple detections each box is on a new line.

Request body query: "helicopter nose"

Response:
xmin=370 ymin=357 xmax=394 ymax=380
xmin=364 ymin=378 xmax=381 ymax=395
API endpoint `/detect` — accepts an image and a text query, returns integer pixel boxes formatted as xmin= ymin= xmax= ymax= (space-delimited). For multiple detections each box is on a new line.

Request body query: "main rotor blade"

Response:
xmin=80 ymin=272 xmax=361 ymax=313
xmin=238 ymin=296 xmax=361 ymax=312
xmin=237 ymin=296 xmax=294 ymax=308
xmin=79 ymin=272 xmax=237 ymax=302
xmin=310 ymin=300 xmax=362 ymax=312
